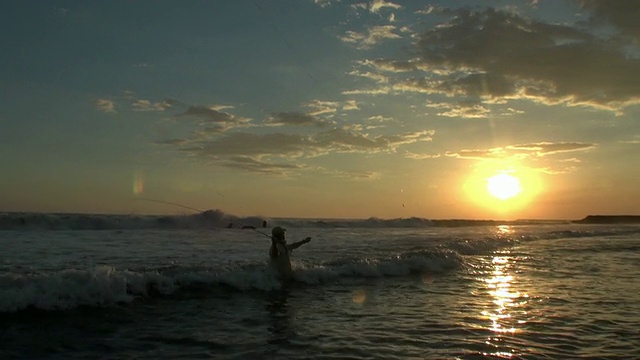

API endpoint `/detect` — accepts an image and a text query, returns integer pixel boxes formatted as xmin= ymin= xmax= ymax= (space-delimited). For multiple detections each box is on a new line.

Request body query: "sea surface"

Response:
xmin=1 ymin=212 xmax=639 ymax=359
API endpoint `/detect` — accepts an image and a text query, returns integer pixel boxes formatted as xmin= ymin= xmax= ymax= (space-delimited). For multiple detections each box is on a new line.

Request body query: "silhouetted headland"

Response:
xmin=574 ymin=215 xmax=640 ymax=224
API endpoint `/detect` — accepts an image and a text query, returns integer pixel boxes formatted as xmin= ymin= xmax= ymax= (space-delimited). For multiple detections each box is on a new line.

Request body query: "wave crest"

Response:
xmin=0 ymin=249 xmax=464 ymax=313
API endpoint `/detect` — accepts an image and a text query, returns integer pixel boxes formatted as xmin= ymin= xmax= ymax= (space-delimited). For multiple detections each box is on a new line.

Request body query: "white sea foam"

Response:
xmin=0 ymin=249 xmax=464 ymax=312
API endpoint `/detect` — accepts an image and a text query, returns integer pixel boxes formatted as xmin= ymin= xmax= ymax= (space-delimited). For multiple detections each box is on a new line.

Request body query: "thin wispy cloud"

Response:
xmin=265 ymin=112 xmax=327 ymax=127
xmin=304 ymin=100 xmax=339 ymax=116
xmin=619 ymin=137 xmax=640 ymax=145
xmin=358 ymin=59 xmax=421 ymax=73
xmin=221 ymin=156 xmax=302 ymax=175
xmin=435 ymin=103 xmax=491 ymax=119
xmin=349 ymin=69 xmax=389 ymax=83
xmin=177 ymin=105 xmax=250 ymax=129
xmin=313 ymin=0 xmax=335 ymax=8
xmin=369 ymin=0 xmax=402 ymax=14
xmin=94 ymin=99 xmax=116 ymax=113
xmin=445 ymin=142 xmax=597 ymax=167
xmin=342 ymin=86 xmax=391 ymax=95
xmin=132 ymin=99 xmax=172 ymax=112
xmin=405 ymin=152 xmax=441 ymax=160
xmin=339 ymin=25 xmax=402 ymax=49
xmin=507 ymin=142 xmax=597 ymax=155
xmin=159 ymin=127 xmax=434 ymax=173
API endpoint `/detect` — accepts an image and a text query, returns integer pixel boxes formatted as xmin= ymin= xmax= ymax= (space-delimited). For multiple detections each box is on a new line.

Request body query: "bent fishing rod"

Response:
xmin=134 ymin=197 xmax=273 ymax=238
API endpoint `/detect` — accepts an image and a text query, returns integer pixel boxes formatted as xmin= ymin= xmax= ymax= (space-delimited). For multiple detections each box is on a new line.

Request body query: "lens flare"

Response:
xmin=133 ymin=170 xmax=144 ymax=195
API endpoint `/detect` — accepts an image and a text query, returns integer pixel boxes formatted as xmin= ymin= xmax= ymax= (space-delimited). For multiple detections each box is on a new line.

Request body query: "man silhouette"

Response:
xmin=269 ymin=226 xmax=311 ymax=280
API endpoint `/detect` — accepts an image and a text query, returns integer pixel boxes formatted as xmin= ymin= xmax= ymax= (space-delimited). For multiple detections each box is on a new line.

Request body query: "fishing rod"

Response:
xmin=135 ymin=198 xmax=204 ymax=213
xmin=135 ymin=197 xmax=274 ymax=238
xmin=251 ymin=229 xmax=272 ymax=239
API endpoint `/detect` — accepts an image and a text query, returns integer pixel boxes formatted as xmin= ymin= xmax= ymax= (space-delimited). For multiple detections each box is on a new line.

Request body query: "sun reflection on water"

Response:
xmin=479 ymin=229 xmax=530 ymax=358
xmin=483 ymin=255 xmax=520 ymax=334
xmin=496 ymin=225 xmax=512 ymax=235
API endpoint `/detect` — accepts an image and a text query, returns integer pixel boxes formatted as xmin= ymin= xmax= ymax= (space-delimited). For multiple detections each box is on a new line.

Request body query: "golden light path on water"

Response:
xmin=481 ymin=225 xmax=530 ymax=358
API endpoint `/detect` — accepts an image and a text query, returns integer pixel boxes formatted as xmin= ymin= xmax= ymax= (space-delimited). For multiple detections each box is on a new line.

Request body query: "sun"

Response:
xmin=486 ymin=173 xmax=522 ymax=200
xmin=462 ymin=165 xmax=542 ymax=216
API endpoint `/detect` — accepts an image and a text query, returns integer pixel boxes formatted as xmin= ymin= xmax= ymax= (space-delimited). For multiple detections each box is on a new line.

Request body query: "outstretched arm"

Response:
xmin=287 ymin=237 xmax=311 ymax=252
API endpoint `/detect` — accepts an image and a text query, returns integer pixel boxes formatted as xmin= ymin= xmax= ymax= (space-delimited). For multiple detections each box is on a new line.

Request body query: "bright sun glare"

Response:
xmin=487 ymin=173 xmax=522 ymax=200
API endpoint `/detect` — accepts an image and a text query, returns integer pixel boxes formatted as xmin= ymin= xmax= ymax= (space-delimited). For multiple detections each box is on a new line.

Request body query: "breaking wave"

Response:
xmin=0 ymin=249 xmax=463 ymax=313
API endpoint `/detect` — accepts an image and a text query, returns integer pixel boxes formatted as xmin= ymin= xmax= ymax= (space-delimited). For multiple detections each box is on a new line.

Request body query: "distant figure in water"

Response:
xmin=269 ymin=226 xmax=311 ymax=281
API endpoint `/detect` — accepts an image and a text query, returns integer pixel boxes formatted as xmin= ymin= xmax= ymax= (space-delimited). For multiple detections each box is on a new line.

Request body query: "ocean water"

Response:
xmin=1 ymin=213 xmax=639 ymax=359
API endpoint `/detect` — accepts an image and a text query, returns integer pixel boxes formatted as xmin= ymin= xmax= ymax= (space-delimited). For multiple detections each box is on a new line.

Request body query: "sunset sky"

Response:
xmin=1 ymin=0 xmax=639 ymax=220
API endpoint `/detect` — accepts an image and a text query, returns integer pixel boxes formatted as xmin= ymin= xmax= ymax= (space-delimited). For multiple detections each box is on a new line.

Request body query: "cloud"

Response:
xmin=304 ymin=100 xmax=340 ymax=116
xmin=500 ymin=107 xmax=525 ymax=116
xmin=342 ymin=100 xmax=360 ymax=111
xmin=219 ymin=157 xmax=380 ymax=179
xmin=537 ymin=166 xmax=579 ymax=175
xmin=407 ymin=7 xmax=640 ymax=113
xmin=178 ymin=132 xmax=305 ymax=158
xmin=179 ymin=106 xmax=233 ymax=122
xmin=339 ymin=25 xmax=402 ymax=49
xmin=359 ymin=58 xmax=422 ymax=73
xmin=439 ymin=73 xmax=517 ymax=99
xmin=94 ymin=99 xmax=116 ymax=113
xmin=342 ymin=86 xmax=391 ymax=95
xmin=506 ymin=142 xmax=597 ymax=155
xmin=358 ymin=115 xmax=395 ymax=130
xmin=445 ymin=148 xmax=506 ymax=160
xmin=367 ymin=115 xmax=394 ymax=122
xmin=178 ymin=105 xmax=249 ymax=129
xmin=416 ymin=5 xmax=439 ymax=15
xmin=433 ymin=103 xmax=491 ymax=119
xmin=579 ymin=0 xmax=640 ymax=42
xmin=314 ymin=128 xmax=434 ymax=153
xmin=405 ymin=151 xmax=441 ymax=160
xmin=132 ymin=99 xmax=172 ymax=111
xmin=264 ymin=101 xmax=356 ymax=128
xmin=392 ymin=74 xmax=516 ymax=101
xmin=369 ymin=0 xmax=402 ymax=14
xmin=314 ymin=0 xmax=336 ymax=8
xmin=445 ymin=141 xmax=597 ymax=160
xmin=159 ymin=127 xmax=434 ymax=173
xmin=348 ymin=69 xmax=389 ymax=83
xmin=619 ymin=137 xmax=640 ymax=145
xmin=193 ymin=126 xmax=227 ymax=138
xmin=221 ymin=156 xmax=302 ymax=175
xmin=265 ymin=111 xmax=328 ymax=127
xmin=314 ymin=167 xmax=380 ymax=179
xmin=346 ymin=6 xmax=640 ymax=114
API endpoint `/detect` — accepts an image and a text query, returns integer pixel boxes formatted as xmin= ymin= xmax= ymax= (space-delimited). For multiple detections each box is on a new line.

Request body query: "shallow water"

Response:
xmin=1 ymin=224 xmax=639 ymax=359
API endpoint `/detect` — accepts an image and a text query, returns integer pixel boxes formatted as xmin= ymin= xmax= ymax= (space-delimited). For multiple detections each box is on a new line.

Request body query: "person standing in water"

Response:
xmin=269 ymin=226 xmax=311 ymax=280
